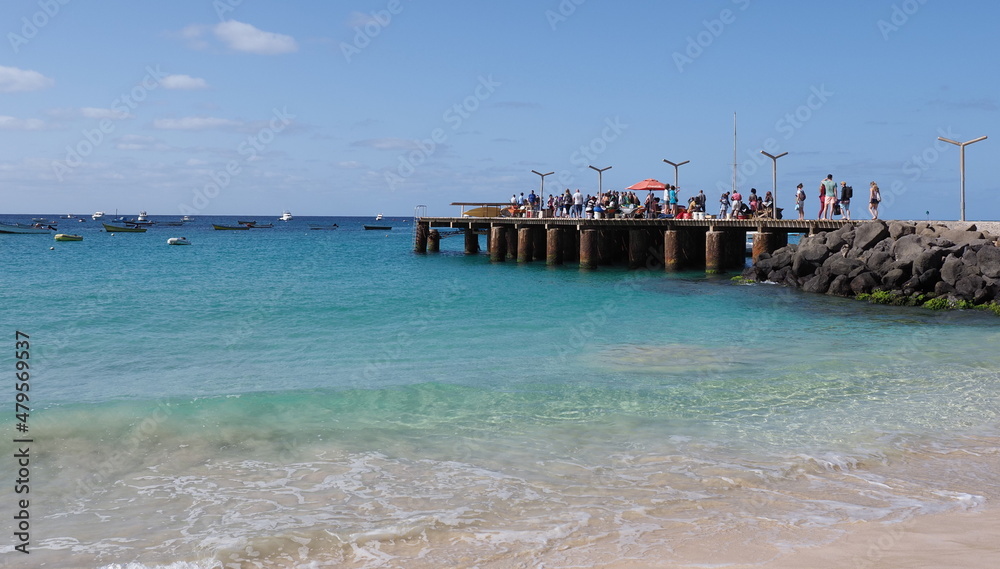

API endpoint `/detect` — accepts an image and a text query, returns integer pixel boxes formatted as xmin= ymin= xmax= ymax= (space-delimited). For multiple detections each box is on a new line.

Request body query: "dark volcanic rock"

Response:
xmin=851 ymin=272 xmax=880 ymax=295
xmin=824 ymin=254 xmax=865 ymax=277
xmin=888 ymin=221 xmax=915 ymax=240
xmin=744 ymin=221 xmax=1000 ymax=306
xmin=827 ymin=275 xmax=853 ymax=297
xmin=891 ymin=234 xmax=929 ymax=261
xmin=912 ymin=248 xmax=948 ymax=276
xmin=977 ymin=245 xmax=1000 ymax=279
xmin=802 ymin=269 xmax=834 ymax=294
xmin=856 ymin=221 xmax=891 ymax=250
xmin=882 ymin=268 xmax=909 ymax=289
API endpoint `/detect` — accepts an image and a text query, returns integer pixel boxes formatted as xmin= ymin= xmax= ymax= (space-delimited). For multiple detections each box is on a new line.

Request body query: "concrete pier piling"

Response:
xmin=489 ymin=226 xmax=507 ymax=262
xmin=547 ymin=228 xmax=562 ymax=266
xmin=517 ymin=227 xmax=533 ymax=263
xmin=464 ymin=228 xmax=480 ymax=255
xmin=580 ymin=229 xmax=598 ymax=270
xmin=414 ymin=223 xmax=429 ymax=254
xmin=427 ymin=229 xmax=441 ymax=252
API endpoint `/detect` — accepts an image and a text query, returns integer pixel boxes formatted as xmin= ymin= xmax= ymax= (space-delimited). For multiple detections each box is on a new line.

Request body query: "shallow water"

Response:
xmin=1 ymin=214 xmax=998 ymax=568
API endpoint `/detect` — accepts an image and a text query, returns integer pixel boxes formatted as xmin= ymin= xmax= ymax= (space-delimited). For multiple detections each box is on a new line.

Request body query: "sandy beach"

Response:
xmin=741 ymin=505 xmax=1000 ymax=569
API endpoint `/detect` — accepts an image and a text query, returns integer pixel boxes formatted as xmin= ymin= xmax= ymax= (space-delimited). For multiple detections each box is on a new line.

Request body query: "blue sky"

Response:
xmin=1 ymin=0 xmax=998 ymax=218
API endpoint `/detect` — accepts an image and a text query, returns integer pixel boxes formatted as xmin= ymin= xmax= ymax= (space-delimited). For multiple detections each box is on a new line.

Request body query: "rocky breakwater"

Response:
xmin=742 ymin=220 xmax=1000 ymax=307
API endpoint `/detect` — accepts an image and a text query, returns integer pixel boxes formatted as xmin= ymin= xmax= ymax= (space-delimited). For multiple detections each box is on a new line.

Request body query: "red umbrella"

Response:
xmin=626 ymin=178 xmax=667 ymax=191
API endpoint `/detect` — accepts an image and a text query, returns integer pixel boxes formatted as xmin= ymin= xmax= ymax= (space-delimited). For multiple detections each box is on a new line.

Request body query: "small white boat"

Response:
xmin=54 ymin=233 xmax=83 ymax=241
xmin=375 ymin=213 xmax=383 ymax=221
xmin=180 ymin=215 xmax=194 ymax=222
xmin=92 ymin=211 xmax=105 ymax=220
xmin=167 ymin=237 xmax=190 ymax=245
xmin=279 ymin=210 xmax=293 ymax=221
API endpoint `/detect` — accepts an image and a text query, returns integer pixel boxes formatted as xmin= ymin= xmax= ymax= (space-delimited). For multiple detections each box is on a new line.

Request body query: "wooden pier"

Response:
xmin=414 ymin=217 xmax=859 ymax=273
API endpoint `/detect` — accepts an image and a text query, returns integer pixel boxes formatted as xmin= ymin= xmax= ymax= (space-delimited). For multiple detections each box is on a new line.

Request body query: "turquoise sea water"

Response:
xmin=2 ymin=215 xmax=999 ymax=568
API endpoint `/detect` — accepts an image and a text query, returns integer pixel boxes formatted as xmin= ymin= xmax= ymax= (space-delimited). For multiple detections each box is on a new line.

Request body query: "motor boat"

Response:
xmin=375 ymin=213 xmax=383 ymax=221
xmin=167 ymin=237 xmax=190 ymax=245
xmin=92 ymin=211 xmax=106 ymax=220
xmin=54 ymin=233 xmax=83 ymax=241
xmin=279 ymin=210 xmax=293 ymax=221
xmin=181 ymin=215 xmax=194 ymax=222
xmin=0 ymin=222 xmax=54 ymax=234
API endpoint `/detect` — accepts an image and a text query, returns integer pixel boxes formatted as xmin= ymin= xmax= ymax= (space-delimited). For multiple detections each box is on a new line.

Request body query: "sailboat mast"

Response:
xmin=732 ymin=112 xmax=737 ymax=194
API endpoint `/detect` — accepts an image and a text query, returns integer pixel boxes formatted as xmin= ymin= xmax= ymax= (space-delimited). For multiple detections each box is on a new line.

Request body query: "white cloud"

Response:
xmin=338 ymin=160 xmax=364 ymax=169
xmin=352 ymin=138 xmax=422 ymax=151
xmin=213 ymin=20 xmax=298 ymax=55
xmin=82 ymin=107 xmax=130 ymax=119
xmin=0 ymin=66 xmax=54 ymax=92
xmin=152 ymin=117 xmax=243 ymax=130
xmin=0 ymin=116 xmax=46 ymax=130
xmin=160 ymin=74 xmax=209 ymax=90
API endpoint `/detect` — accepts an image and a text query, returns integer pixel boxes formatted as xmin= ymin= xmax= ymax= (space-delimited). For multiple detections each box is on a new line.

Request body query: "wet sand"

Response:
xmin=748 ymin=505 xmax=1000 ymax=569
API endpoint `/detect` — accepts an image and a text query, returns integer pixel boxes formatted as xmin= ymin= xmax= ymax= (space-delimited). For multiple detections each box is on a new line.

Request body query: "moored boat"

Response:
xmin=364 ymin=225 xmax=392 ymax=231
xmin=103 ymin=223 xmax=147 ymax=233
xmin=279 ymin=210 xmax=293 ymax=221
xmin=212 ymin=224 xmax=250 ymax=230
xmin=167 ymin=237 xmax=190 ymax=245
xmin=92 ymin=211 xmax=106 ymax=220
xmin=54 ymin=233 xmax=83 ymax=241
xmin=308 ymin=223 xmax=339 ymax=230
xmin=0 ymin=222 xmax=55 ymax=234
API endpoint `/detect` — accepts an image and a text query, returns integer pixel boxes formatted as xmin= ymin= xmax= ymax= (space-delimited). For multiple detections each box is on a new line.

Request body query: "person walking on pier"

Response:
xmin=869 ymin=181 xmax=881 ymax=219
xmin=794 ymin=183 xmax=806 ymax=220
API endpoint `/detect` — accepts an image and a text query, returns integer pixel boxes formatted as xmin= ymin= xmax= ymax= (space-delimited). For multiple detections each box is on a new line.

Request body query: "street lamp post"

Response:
xmin=760 ymin=151 xmax=788 ymax=218
xmin=588 ymin=165 xmax=612 ymax=197
xmin=662 ymin=159 xmax=690 ymax=190
xmin=938 ymin=135 xmax=987 ymax=221
xmin=531 ymin=169 xmax=554 ymax=217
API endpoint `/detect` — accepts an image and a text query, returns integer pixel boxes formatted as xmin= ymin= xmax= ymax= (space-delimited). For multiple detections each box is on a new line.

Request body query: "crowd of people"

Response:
xmin=507 ymin=185 xmax=711 ymax=219
xmin=505 ymin=176 xmax=884 ymax=221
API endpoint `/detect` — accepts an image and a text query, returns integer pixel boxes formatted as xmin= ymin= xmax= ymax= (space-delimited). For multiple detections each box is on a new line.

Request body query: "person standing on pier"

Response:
xmin=667 ymin=185 xmax=679 ymax=216
xmin=839 ymin=181 xmax=853 ymax=220
xmin=572 ymin=189 xmax=583 ymax=218
xmin=719 ymin=191 xmax=730 ymax=219
xmin=820 ymin=174 xmax=837 ymax=219
xmin=795 ymin=183 xmax=806 ymax=220
xmin=645 ymin=190 xmax=656 ymax=219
